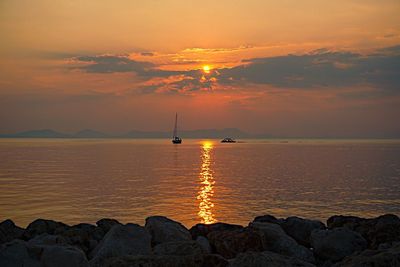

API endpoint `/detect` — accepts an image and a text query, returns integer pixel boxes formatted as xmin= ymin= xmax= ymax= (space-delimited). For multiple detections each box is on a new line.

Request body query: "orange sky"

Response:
xmin=1 ymin=0 xmax=400 ymax=137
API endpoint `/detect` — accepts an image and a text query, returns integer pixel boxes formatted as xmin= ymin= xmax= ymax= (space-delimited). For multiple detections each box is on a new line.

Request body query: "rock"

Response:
xmin=61 ymin=223 xmax=103 ymax=255
xmin=0 ymin=219 xmax=24 ymax=244
xmin=281 ymin=216 xmax=325 ymax=247
xmin=89 ymin=223 xmax=151 ymax=266
xmin=196 ymin=236 xmax=212 ymax=254
xmin=202 ymin=254 xmax=229 ymax=267
xmin=327 ymin=215 xmax=365 ymax=230
xmin=333 ymin=242 xmax=400 ymax=267
xmin=0 ymin=239 xmax=89 ymax=267
xmin=103 ymin=254 xmax=205 ymax=267
xmin=367 ymin=214 xmax=400 ymax=249
xmin=207 ymin=228 xmax=263 ymax=259
xmin=189 ymin=222 xmax=243 ymax=239
xmin=311 ymin=227 xmax=368 ymax=262
xmin=28 ymin=233 xmax=68 ymax=246
xmin=145 ymin=216 xmax=191 ymax=245
xmin=23 ymin=219 xmax=68 ymax=240
xmin=249 ymin=221 xmax=315 ymax=263
xmin=0 ymin=239 xmax=41 ymax=267
xmin=153 ymin=241 xmax=203 ymax=256
xmin=229 ymin=251 xmax=316 ymax=267
xmin=327 ymin=214 xmax=400 ymax=249
xmin=40 ymin=245 xmax=89 ymax=267
xmin=253 ymin=214 xmax=284 ymax=225
xmin=252 ymin=215 xmax=325 ymax=248
xmin=96 ymin=218 xmax=121 ymax=234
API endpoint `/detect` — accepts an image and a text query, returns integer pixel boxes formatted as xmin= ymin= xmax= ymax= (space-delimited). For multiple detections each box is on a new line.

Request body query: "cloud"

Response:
xmin=218 ymin=49 xmax=400 ymax=91
xmin=71 ymin=46 xmax=400 ymax=96
xmin=74 ymin=55 xmax=154 ymax=74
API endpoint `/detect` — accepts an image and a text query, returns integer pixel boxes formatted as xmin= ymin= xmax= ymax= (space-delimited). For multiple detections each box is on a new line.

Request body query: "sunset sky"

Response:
xmin=1 ymin=0 xmax=400 ymax=137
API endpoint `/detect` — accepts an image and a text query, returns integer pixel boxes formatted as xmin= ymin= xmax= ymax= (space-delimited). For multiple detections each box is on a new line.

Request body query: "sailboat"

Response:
xmin=172 ymin=113 xmax=182 ymax=144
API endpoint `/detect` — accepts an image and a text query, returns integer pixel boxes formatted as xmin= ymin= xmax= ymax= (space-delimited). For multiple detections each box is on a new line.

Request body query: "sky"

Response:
xmin=1 ymin=0 xmax=400 ymax=137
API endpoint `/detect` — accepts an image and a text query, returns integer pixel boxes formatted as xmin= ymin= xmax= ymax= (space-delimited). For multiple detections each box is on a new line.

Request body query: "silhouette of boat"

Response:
xmin=221 ymin=137 xmax=236 ymax=143
xmin=172 ymin=113 xmax=182 ymax=144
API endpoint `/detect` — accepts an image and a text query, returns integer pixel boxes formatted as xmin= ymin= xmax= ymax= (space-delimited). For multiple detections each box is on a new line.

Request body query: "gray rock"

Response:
xmin=0 ymin=239 xmax=41 ymax=267
xmin=90 ymin=223 xmax=151 ymax=266
xmin=253 ymin=215 xmax=284 ymax=225
xmin=61 ymin=223 xmax=103 ymax=255
xmin=333 ymin=242 xmax=400 ymax=267
xmin=0 ymin=239 xmax=89 ymax=267
xmin=145 ymin=216 xmax=191 ymax=245
xmin=207 ymin=228 xmax=263 ymax=259
xmin=196 ymin=236 xmax=212 ymax=254
xmin=229 ymin=251 xmax=316 ymax=267
xmin=28 ymin=233 xmax=68 ymax=246
xmin=203 ymin=254 xmax=229 ymax=267
xmin=103 ymin=254 xmax=204 ymax=267
xmin=0 ymin=220 xmax=24 ymax=244
xmin=153 ymin=241 xmax=202 ymax=256
xmin=96 ymin=218 xmax=121 ymax=234
xmin=23 ymin=219 xmax=68 ymax=240
xmin=189 ymin=222 xmax=243 ymax=239
xmin=281 ymin=217 xmax=325 ymax=247
xmin=40 ymin=245 xmax=89 ymax=267
xmin=327 ymin=215 xmax=365 ymax=230
xmin=311 ymin=227 xmax=368 ymax=262
xmin=249 ymin=222 xmax=315 ymax=263
xmin=327 ymin=214 xmax=400 ymax=249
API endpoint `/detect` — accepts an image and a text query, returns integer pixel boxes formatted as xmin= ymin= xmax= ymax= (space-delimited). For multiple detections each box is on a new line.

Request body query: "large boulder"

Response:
xmin=196 ymin=236 xmax=212 ymax=254
xmin=0 ymin=239 xmax=41 ymax=267
xmin=96 ymin=218 xmax=121 ymax=234
xmin=23 ymin=219 xmax=68 ymax=240
xmin=189 ymin=222 xmax=243 ymax=239
xmin=253 ymin=215 xmax=284 ymax=225
xmin=103 ymin=254 xmax=204 ymax=267
xmin=252 ymin=215 xmax=326 ymax=248
xmin=249 ymin=222 xmax=315 ymax=263
xmin=103 ymin=253 xmax=229 ymax=267
xmin=327 ymin=214 xmax=400 ymax=249
xmin=311 ymin=227 xmax=368 ymax=262
xmin=333 ymin=242 xmax=400 ymax=267
xmin=327 ymin=215 xmax=365 ymax=230
xmin=90 ymin=223 xmax=151 ymax=266
xmin=40 ymin=245 xmax=89 ymax=267
xmin=229 ymin=251 xmax=316 ymax=267
xmin=28 ymin=233 xmax=68 ymax=246
xmin=0 ymin=239 xmax=89 ymax=267
xmin=145 ymin=216 xmax=191 ymax=245
xmin=207 ymin=228 xmax=263 ymax=259
xmin=202 ymin=254 xmax=229 ymax=267
xmin=0 ymin=220 xmax=24 ymax=244
xmin=153 ymin=241 xmax=203 ymax=257
xmin=61 ymin=223 xmax=104 ymax=255
xmin=281 ymin=217 xmax=325 ymax=247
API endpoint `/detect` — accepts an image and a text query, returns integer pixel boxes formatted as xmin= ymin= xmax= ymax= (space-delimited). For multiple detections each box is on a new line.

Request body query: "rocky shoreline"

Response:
xmin=1 ymin=214 xmax=399 ymax=267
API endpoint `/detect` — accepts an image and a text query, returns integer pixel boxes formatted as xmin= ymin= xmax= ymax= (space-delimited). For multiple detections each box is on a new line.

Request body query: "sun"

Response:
xmin=202 ymin=65 xmax=211 ymax=74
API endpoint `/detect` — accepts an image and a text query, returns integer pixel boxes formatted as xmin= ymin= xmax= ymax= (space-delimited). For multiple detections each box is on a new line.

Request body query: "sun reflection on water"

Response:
xmin=197 ymin=141 xmax=217 ymax=224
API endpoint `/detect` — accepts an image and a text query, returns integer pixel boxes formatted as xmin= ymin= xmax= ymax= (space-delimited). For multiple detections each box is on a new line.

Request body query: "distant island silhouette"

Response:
xmin=0 ymin=128 xmax=257 ymax=139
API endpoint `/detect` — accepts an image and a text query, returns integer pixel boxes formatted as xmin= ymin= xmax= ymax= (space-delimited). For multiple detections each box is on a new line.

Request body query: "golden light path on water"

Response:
xmin=197 ymin=141 xmax=217 ymax=224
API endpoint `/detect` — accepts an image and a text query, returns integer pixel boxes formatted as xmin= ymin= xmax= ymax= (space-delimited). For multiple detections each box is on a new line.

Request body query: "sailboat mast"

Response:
xmin=173 ymin=113 xmax=178 ymax=138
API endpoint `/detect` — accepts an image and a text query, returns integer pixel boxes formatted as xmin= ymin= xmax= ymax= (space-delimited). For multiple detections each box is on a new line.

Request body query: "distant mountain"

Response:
xmin=74 ymin=129 xmax=110 ymax=138
xmin=0 ymin=129 xmax=70 ymax=138
xmin=0 ymin=128 xmax=252 ymax=139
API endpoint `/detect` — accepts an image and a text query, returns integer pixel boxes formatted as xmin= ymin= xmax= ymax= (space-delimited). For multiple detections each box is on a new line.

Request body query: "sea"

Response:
xmin=0 ymin=138 xmax=399 ymax=228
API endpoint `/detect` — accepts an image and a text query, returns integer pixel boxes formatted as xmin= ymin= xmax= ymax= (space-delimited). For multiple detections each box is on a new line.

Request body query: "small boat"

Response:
xmin=172 ymin=113 xmax=182 ymax=144
xmin=221 ymin=137 xmax=236 ymax=143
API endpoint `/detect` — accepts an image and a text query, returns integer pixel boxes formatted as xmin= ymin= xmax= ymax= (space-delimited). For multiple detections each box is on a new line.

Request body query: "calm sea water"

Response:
xmin=0 ymin=138 xmax=399 ymax=228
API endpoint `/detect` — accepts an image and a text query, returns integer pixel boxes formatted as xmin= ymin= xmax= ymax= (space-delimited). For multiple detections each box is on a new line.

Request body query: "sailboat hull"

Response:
xmin=172 ymin=139 xmax=182 ymax=144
